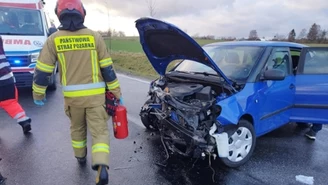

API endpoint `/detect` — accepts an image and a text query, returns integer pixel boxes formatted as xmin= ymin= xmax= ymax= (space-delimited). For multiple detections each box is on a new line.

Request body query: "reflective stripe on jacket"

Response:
xmin=0 ymin=36 xmax=14 ymax=86
xmin=32 ymin=28 xmax=121 ymax=107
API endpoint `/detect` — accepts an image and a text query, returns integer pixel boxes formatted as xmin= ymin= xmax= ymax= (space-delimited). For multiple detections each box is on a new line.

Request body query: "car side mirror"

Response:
xmin=260 ymin=69 xmax=286 ymax=81
xmin=48 ymin=27 xmax=58 ymax=36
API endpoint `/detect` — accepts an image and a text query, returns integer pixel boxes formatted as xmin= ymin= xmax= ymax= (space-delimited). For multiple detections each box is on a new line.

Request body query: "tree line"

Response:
xmin=248 ymin=23 xmax=327 ymax=43
xmin=97 ymin=29 xmax=126 ymax=38
xmin=98 ymin=22 xmax=327 ymax=45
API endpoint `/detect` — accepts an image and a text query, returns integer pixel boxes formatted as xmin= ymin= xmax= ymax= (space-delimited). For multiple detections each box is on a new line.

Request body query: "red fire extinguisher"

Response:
xmin=112 ymin=105 xmax=129 ymax=139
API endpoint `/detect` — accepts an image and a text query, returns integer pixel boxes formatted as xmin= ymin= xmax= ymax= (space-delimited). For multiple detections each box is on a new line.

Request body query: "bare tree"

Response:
xmin=318 ymin=30 xmax=327 ymax=43
xmin=248 ymin=30 xmax=258 ymax=40
xmin=273 ymin=33 xmax=286 ymax=41
xmin=307 ymin=23 xmax=320 ymax=42
xmin=146 ymin=0 xmax=157 ymax=17
xmin=112 ymin=29 xmax=118 ymax=37
xmin=288 ymin=29 xmax=296 ymax=42
xmin=118 ymin=31 xmax=126 ymax=37
xmin=297 ymin=29 xmax=307 ymax=40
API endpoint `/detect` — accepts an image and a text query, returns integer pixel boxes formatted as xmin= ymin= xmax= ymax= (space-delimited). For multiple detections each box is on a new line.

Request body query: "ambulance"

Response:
xmin=0 ymin=0 xmax=58 ymax=90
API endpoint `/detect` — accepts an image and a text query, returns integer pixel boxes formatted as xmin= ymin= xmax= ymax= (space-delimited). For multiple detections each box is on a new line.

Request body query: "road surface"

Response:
xmin=0 ymin=73 xmax=327 ymax=185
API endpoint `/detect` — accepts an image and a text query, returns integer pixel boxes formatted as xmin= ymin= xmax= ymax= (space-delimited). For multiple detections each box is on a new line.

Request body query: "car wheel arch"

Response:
xmin=240 ymin=114 xmax=254 ymax=125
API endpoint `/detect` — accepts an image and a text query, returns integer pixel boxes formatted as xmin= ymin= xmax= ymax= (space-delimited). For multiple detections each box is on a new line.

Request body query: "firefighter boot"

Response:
xmin=76 ymin=148 xmax=87 ymax=165
xmin=76 ymin=156 xmax=86 ymax=165
xmin=18 ymin=118 xmax=31 ymax=134
xmin=95 ymin=165 xmax=109 ymax=185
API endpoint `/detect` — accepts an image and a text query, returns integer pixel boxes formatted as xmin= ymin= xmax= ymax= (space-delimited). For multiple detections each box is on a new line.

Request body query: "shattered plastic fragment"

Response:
xmin=295 ymin=175 xmax=314 ymax=185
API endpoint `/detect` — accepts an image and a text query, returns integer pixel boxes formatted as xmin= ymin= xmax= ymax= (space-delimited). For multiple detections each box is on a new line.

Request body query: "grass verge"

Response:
xmin=111 ymin=51 xmax=158 ymax=79
xmin=111 ymin=51 xmax=180 ymax=80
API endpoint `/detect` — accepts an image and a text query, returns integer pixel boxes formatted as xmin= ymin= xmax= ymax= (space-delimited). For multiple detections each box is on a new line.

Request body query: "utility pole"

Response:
xmin=105 ymin=0 xmax=111 ymax=54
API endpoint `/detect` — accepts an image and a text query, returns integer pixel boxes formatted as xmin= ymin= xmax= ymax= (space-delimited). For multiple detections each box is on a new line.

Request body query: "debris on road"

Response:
xmin=114 ymin=166 xmax=133 ymax=170
xmin=296 ymin=175 xmax=314 ymax=185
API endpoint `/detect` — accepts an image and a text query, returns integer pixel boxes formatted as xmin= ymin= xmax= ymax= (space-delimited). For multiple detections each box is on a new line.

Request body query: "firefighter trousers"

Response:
xmin=64 ymin=104 xmax=110 ymax=170
xmin=0 ymin=84 xmax=29 ymax=122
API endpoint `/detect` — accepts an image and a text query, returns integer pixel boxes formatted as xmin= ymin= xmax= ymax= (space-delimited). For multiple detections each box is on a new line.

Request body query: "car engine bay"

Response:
xmin=140 ymin=76 xmax=233 ymax=158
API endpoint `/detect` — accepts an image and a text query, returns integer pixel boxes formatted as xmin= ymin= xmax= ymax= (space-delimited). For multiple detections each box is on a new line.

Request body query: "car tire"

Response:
xmin=140 ymin=99 xmax=159 ymax=131
xmin=220 ymin=119 xmax=256 ymax=168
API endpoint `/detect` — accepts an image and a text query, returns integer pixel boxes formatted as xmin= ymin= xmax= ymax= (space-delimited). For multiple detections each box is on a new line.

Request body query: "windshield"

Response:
xmin=0 ymin=7 xmax=44 ymax=36
xmin=174 ymin=45 xmax=265 ymax=82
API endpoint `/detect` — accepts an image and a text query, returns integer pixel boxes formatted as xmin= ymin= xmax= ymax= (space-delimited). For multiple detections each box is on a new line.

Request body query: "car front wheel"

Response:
xmin=221 ymin=119 xmax=256 ymax=168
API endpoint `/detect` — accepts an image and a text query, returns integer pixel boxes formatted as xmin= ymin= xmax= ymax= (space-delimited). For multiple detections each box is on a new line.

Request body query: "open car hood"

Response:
xmin=135 ymin=17 xmax=234 ymax=87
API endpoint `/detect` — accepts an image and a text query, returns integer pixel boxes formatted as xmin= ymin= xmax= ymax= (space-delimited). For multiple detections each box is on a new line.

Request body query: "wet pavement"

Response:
xmin=0 ymin=73 xmax=327 ymax=185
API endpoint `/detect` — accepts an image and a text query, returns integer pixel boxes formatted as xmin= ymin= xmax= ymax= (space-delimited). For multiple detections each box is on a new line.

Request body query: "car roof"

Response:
xmin=204 ymin=41 xmax=308 ymax=48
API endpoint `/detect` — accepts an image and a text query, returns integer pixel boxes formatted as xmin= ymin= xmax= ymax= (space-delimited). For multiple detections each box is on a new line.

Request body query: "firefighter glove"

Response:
xmin=119 ymin=97 xmax=124 ymax=105
xmin=34 ymin=98 xmax=46 ymax=106
xmin=105 ymin=91 xmax=118 ymax=116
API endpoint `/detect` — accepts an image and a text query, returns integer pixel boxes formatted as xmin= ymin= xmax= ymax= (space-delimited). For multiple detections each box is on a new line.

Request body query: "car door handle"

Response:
xmin=289 ymin=84 xmax=295 ymax=89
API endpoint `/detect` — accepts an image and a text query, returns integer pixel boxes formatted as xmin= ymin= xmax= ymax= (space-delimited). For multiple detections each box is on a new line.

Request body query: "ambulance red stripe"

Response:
xmin=0 ymin=2 xmax=38 ymax=9
xmin=12 ymin=68 xmax=34 ymax=72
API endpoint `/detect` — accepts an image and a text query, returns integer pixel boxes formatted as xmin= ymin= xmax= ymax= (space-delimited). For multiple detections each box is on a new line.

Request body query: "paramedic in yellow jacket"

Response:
xmin=32 ymin=0 xmax=121 ymax=184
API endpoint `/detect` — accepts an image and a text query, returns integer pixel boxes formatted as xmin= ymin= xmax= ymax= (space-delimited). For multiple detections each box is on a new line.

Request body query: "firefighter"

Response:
xmin=32 ymin=0 xmax=122 ymax=184
xmin=0 ymin=36 xmax=32 ymax=134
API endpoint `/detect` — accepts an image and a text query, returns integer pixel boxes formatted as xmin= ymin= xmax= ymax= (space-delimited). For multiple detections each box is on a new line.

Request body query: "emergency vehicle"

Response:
xmin=0 ymin=0 xmax=57 ymax=90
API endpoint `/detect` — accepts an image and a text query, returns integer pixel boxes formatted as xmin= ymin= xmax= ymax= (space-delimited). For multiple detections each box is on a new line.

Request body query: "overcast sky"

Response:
xmin=44 ymin=0 xmax=328 ymax=38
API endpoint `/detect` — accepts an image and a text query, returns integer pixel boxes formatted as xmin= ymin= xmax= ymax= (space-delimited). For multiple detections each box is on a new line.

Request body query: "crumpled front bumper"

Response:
xmin=161 ymin=118 xmax=229 ymax=158
xmin=160 ymin=118 xmax=211 ymax=158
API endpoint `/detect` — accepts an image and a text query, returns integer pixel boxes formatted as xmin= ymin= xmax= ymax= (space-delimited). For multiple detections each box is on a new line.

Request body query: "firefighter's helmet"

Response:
xmin=55 ymin=0 xmax=86 ymax=19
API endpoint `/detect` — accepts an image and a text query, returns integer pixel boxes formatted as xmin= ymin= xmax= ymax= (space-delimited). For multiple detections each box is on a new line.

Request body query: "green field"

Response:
xmin=104 ymin=36 xmax=219 ymax=53
xmin=106 ymin=37 xmax=328 ymax=79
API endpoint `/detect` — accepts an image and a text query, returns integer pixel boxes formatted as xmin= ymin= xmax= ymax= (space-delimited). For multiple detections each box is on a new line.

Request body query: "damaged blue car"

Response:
xmin=136 ymin=18 xmax=328 ymax=167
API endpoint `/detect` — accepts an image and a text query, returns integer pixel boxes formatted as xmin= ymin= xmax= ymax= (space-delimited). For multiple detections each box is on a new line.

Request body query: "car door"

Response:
xmin=256 ymin=47 xmax=295 ymax=134
xmin=291 ymin=47 xmax=328 ymax=124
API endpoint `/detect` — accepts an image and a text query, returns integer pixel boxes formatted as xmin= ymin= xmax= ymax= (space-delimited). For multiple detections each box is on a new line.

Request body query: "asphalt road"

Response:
xmin=0 ymin=73 xmax=327 ymax=185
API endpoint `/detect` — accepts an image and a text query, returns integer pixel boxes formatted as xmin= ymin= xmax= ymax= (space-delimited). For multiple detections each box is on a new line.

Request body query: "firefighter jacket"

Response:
xmin=32 ymin=28 xmax=121 ymax=107
xmin=0 ymin=36 xmax=15 ymax=87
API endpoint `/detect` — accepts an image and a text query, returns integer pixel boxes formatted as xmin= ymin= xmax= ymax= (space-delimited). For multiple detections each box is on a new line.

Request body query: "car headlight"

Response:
xmin=30 ymin=53 xmax=40 ymax=63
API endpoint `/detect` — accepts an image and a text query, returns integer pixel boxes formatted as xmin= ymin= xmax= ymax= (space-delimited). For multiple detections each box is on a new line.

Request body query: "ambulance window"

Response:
xmin=0 ymin=7 xmax=44 ymax=36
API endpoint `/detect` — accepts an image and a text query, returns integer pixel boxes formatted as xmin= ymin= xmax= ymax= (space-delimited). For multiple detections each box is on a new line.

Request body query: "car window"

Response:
xmin=265 ymin=48 xmax=290 ymax=75
xmin=303 ymin=50 xmax=328 ymax=74
xmin=290 ymin=49 xmax=301 ymax=73
xmin=174 ymin=46 xmax=264 ymax=83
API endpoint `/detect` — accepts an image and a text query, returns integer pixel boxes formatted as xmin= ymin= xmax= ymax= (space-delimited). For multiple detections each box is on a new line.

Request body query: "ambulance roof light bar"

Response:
xmin=0 ymin=0 xmax=44 ymax=10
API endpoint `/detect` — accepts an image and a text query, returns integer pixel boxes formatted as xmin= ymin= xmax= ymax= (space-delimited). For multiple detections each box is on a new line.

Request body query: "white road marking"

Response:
xmin=117 ymin=73 xmax=150 ymax=84
xmin=116 ymin=73 xmax=149 ymax=128
xmin=127 ymin=115 xmax=144 ymax=128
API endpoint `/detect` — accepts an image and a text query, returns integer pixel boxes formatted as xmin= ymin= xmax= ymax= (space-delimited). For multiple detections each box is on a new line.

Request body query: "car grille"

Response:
xmin=6 ymin=56 xmax=31 ymax=67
